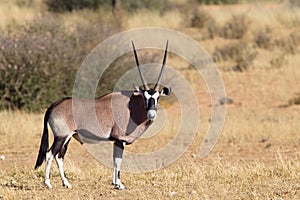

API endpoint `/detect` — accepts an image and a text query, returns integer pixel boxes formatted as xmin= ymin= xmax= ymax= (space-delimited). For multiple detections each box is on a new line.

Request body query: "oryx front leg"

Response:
xmin=45 ymin=151 xmax=54 ymax=189
xmin=55 ymin=155 xmax=72 ymax=188
xmin=113 ymin=140 xmax=126 ymax=190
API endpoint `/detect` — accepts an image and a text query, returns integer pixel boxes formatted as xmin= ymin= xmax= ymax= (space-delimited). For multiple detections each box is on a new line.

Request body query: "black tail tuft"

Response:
xmin=34 ymin=109 xmax=51 ymax=169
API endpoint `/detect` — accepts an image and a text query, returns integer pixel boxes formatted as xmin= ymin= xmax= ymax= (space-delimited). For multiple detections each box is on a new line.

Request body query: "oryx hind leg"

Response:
xmin=45 ymin=133 xmax=73 ymax=189
xmin=55 ymin=155 xmax=72 ymax=188
xmin=45 ymin=150 xmax=54 ymax=189
xmin=55 ymin=134 xmax=73 ymax=188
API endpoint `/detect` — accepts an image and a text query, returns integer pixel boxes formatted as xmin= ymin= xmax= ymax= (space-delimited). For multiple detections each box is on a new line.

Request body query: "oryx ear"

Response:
xmin=160 ymin=87 xmax=171 ymax=96
xmin=133 ymin=84 xmax=143 ymax=95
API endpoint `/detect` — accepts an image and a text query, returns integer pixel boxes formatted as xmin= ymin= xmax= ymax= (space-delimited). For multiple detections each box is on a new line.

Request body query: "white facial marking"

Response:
xmin=152 ymin=92 xmax=159 ymax=99
xmin=152 ymin=92 xmax=159 ymax=108
xmin=144 ymin=91 xmax=151 ymax=99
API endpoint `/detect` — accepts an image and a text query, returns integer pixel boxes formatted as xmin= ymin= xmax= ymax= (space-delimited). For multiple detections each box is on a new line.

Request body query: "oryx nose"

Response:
xmin=147 ymin=110 xmax=157 ymax=120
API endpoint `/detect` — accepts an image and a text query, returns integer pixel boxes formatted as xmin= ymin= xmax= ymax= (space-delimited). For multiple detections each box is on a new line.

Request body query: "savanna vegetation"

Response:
xmin=1 ymin=0 xmax=300 ymax=111
xmin=0 ymin=0 xmax=299 ymax=199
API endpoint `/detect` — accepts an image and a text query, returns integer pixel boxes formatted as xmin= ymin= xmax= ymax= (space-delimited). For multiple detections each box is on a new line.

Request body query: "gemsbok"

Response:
xmin=34 ymin=41 xmax=171 ymax=190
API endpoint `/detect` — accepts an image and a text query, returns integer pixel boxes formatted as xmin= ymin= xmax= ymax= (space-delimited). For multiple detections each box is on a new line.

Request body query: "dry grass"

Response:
xmin=0 ymin=102 xmax=299 ymax=199
xmin=122 ymin=9 xmax=185 ymax=30
xmin=0 ymin=62 xmax=299 ymax=199
xmin=0 ymin=0 xmax=43 ymax=28
xmin=1 ymin=1 xmax=300 ymax=199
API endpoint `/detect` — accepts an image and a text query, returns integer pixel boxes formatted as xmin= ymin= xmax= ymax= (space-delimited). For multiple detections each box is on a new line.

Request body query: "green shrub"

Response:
xmin=197 ymin=0 xmax=240 ymax=5
xmin=0 ymin=17 xmax=81 ymax=111
xmin=0 ymin=13 xmax=123 ymax=111
xmin=44 ymin=0 xmax=107 ymax=12
xmin=121 ymin=0 xmax=168 ymax=12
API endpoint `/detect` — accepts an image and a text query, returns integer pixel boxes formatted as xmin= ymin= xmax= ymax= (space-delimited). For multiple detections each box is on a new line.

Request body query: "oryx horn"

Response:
xmin=131 ymin=41 xmax=149 ymax=90
xmin=154 ymin=40 xmax=168 ymax=91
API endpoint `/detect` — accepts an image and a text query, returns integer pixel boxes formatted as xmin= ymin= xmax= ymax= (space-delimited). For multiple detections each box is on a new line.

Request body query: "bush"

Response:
xmin=0 ymin=17 xmax=82 ymax=111
xmin=121 ymin=0 xmax=168 ymax=12
xmin=45 ymin=0 xmax=169 ymax=13
xmin=220 ymin=14 xmax=250 ymax=39
xmin=197 ymin=0 xmax=240 ymax=4
xmin=202 ymin=14 xmax=250 ymax=40
xmin=203 ymin=18 xmax=219 ymax=39
xmin=213 ymin=42 xmax=257 ymax=72
xmin=289 ymin=0 xmax=300 ymax=7
xmin=254 ymin=27 xmax=272 ymax=49
xmin=275 ymin=31 xmax=300 ymax=54
xmin=270 ymin=53 xmax=285 ymax=69
xmin=0 ymin=13 xmax=123 ymax=111
xmin=288 ymin=94 xmax=300 ymax=105
xmin=233 ymin=49 xmax=257 ymax=72
xmin=190 ymin=11 xmax=213 ymax=28
xmin=44 ymin=0 xmax=107 ymax=12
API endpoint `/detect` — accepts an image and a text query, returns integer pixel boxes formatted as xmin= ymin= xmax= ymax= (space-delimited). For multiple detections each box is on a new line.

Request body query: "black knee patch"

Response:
xmin=50 ymin=136 xmax=70 ymax=159
xmin=59 ymin=139 xmax=70 ymax=159
xmin=114 ymin=140 xmax=124 ymax=149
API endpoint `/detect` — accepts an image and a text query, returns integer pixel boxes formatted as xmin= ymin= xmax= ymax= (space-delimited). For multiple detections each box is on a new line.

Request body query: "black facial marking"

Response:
xmin=162 ymin=87 xmax=170 ymax=95
xmin=147 ymin=89 xmax=156 ymax=95
xmin=147 ymin=98 xmax=156 ymax=110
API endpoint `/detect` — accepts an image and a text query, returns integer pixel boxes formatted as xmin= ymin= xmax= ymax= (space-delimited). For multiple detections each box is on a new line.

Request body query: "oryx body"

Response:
xmin=34 ymin=41 xmax=170 ymax=190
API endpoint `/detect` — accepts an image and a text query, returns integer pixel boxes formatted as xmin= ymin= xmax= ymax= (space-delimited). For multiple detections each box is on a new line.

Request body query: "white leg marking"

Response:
xmin=113 ymin=142 xmax=126 ymax=190
xmin=112 ymin=168 xmax=116 ymax=185
xmin=63 ymin=133 xmax=74 ymax=147
xmin=55 ymin=154 xmax=72 ymax=188
xmin=45 ymin=151 xmax=54 ymax=189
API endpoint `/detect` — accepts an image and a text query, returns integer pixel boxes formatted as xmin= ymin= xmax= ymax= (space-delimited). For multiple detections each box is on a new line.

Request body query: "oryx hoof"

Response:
xmin=114 ymin=183 xmax=126 ymax=190
xmin=45 ymin=179 xmax=53 ymax=189
xmin=62 ymin=179 xmax=72 ymax=189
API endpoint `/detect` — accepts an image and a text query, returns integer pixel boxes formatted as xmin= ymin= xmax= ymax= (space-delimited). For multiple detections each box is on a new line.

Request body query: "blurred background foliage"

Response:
xmin=0 ymin=0 xmax=300 ymax=111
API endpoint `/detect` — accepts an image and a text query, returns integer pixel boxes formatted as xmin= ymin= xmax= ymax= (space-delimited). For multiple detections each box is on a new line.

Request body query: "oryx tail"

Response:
xmin=34 ymin=107 xmax=51 ymax=169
